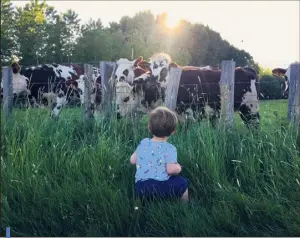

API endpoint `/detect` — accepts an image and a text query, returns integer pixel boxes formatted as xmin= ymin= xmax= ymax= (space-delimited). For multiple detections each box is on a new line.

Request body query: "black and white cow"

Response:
xmin=1 ymin=62 xmax=102 ymax=119
xmin=116 ymin=53 xmax=260 ymax=127
xmin=7 ymin=62 xmax=80 ymax=118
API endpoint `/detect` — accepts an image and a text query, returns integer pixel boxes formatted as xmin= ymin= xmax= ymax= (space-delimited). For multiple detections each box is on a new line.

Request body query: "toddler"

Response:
xmin=130 ymin=106 xmax=189 ymax=202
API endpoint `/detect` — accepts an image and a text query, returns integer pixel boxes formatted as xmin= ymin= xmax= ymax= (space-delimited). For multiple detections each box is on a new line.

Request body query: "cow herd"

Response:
xmin=1 ymin=62 xmax=101 ymax=118
xmin=1 ymin=53 xmax=293 ymax=127
xmin=114 ymin=53 xmax=261 ymax=127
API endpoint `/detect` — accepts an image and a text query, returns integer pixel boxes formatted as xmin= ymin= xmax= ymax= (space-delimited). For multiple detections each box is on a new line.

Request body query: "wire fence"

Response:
xmin=2 ymin=61 xmax=300 ymax=128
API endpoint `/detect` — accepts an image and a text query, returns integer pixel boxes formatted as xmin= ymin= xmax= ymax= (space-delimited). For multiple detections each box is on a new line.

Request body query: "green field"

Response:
xmin=1 ymin=99 xmax=300 ymax=236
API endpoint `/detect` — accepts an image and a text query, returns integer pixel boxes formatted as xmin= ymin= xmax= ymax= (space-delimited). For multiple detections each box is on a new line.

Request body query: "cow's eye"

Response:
xmin=123 ymin=96 xmax=129 ymax=102
xmin=153 ymin=63 xmax=158 ymax=69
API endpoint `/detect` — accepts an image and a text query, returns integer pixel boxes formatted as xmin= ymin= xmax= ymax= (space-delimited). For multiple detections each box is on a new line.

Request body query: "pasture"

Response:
xmin=1 ymin=99 xmax=300 ymax=236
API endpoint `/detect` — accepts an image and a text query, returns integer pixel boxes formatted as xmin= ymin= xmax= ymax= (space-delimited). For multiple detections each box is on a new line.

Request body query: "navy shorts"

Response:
xmin=135 ymin=175 xmax=188 ymax=200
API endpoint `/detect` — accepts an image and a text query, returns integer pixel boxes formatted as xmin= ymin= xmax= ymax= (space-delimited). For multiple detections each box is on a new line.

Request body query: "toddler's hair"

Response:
xmin=148 ymin=106 xmax=178 ymax=137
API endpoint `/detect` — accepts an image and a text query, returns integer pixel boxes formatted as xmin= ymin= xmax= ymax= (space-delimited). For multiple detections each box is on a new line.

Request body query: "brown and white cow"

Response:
xmin=116 ymin=53 xmax=260 ymax=127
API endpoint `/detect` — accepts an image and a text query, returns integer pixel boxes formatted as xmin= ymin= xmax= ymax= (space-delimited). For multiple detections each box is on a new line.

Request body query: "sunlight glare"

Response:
xmin=165 ymin=14 xmax=180 ymax=29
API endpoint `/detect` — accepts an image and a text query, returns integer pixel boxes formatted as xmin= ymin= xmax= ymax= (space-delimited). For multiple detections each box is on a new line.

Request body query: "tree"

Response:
xmin=1 ymin=0 xmax=19 ymax=65
xmin=61 ymin=9 xmax=81 ymax=62
xmin=15 ymin=0 xmax=49 ymax=65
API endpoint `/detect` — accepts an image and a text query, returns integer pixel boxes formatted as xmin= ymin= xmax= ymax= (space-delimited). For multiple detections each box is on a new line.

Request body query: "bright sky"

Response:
xmin=13 ymin=1 xmax=300 ymax=69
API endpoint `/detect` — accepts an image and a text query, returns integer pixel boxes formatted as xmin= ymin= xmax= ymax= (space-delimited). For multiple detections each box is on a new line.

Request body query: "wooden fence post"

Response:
xmin=164 ymin=67 xmax=182 ymax=111
xmin=219 ymin=60 xmax=235 ymax=128
xmin=100 ymin=61 xmax=117 ymax=118
xmin=2 ymin=66 xmax=13 ymax=122
xmin=83 ymin=63 xmax=94 ymax=120
xmin=287 ymin=63 xmax=300 ymax=125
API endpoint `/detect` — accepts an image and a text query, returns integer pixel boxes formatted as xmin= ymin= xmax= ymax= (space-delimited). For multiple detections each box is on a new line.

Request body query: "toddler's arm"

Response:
xmin=130 ymin=152 xmax=137 ymax=165
xmin=166 ymin=163 xmax=182 ymax=175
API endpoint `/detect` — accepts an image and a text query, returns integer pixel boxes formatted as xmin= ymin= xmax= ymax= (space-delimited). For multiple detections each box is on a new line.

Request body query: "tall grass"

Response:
xmin=1 ymin=100 xmax=300 ymax=236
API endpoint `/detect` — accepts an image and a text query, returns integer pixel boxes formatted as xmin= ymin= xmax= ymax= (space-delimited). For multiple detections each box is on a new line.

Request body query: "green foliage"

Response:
xmin=259 ymin=75 xmax=286 ymax=100
xmin=1 ymin=0 xmax=19 ymax=64
xmin=1 ymin=100 xmax=300 ymax=236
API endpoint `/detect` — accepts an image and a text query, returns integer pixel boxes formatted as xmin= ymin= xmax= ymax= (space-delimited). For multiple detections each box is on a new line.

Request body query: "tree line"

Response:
xmin=1 ymin=0 xmax=288 ymax=100
xmin=2 ymin=0 xmax=260 ymax=68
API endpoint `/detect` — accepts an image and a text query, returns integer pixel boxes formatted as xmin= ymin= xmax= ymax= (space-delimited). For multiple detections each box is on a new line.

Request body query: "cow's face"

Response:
xmin=50 ymin=85 xmax=68 ymax=119
xmin=75 ymin=75 xmax=85 ymax=104
xmin=116 ymin=81 xmax=144 ymax=118
xmin=115 ymin=56 xmax=144 ymax=84
xmin=239 ymin=78 xmax=260 ymax=127
xmin=149 ymin=53 xmax=172 ymax=88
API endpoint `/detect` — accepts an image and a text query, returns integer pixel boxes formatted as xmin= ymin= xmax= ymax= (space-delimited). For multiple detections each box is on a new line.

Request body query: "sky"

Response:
xmin=13 ymin=0 xmax=300 ymax=69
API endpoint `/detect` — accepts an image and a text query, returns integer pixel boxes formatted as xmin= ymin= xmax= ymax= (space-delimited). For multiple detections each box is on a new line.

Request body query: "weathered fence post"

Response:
xmin=164 ymin=67 xmax=182 ymax=111
xmin=2 ymin=66 xmax=13 ymax=122
xmin=219 ymin=60 xmax=235 ymax=129
xmin=83 ymin=63 xmax=94 ymax=121
xmin=100 ymin=61 xmax=117 ymax=118
xmin=287 ymin=63 xmax=300 ymax=125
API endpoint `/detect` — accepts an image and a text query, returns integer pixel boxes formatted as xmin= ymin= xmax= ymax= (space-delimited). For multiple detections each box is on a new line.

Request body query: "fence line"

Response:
xmin=219 ymin=60 xmax=235 ymax=129
xmin=100 ymin=61 xmax=117 ymax=119
xmin=287 ymin=63 xmax=300 ymax=125
xmin=164 ymin=67 xmax=182 ymax=111
xmin=1 ymin=60 xmax=298 ymax=130
xmin=2 ymin=67 xmax=13 ymax=122
xmin=83 ymin=64 xmax=94 ymax=120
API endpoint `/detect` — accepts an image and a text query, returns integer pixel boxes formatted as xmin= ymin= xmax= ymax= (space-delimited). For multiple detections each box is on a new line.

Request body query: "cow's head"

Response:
xmin=50 ymin=81 xmax=70 ymax=119
xmin=115 ymin=56 xmax=151 ymax=84
xmin=149 ymin=53 xmax=173 ymax=88
xmin=236 ymin=67 xmax=260 ymax=127
xmin=115 ymin=73 xmax=164 ymax=118
xmin=115 ymin=81 xmax=143 ymax=118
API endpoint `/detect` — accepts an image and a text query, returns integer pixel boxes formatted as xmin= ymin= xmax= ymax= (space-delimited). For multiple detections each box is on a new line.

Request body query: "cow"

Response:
xmin=116 ymin=53 xmax=260 ymax=127
xmin=272 ymin=66 xmax=290 ymax=97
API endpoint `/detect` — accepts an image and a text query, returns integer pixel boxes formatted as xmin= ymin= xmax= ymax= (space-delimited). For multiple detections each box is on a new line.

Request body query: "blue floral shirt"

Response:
xmin=134 ymin=138 xmax=177 ymax=183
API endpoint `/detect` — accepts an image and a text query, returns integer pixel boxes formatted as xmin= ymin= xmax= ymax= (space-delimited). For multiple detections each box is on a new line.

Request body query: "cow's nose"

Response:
xmin=116 ymin=112 xmax=121 ymax=119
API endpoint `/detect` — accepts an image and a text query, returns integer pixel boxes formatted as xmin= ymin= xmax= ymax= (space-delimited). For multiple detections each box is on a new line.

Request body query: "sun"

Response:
xmin=165 ymin=14 xmax=180 ymax=29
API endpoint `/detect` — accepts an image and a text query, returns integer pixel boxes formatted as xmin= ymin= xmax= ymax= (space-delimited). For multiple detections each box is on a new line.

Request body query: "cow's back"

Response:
xmin=177 ymin=68 xmax=221 ymax=110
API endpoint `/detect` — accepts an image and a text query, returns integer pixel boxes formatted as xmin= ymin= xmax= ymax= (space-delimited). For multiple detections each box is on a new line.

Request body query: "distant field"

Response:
xmin=2 ymin=99 xmax=300 ymax=236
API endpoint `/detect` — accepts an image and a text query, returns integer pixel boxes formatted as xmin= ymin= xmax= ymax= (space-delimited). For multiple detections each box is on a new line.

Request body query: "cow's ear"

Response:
xmin=169 ymin=62 xmax=179 ymax=70
xmin=138 ymin=61 xmax=151 ymax=72
xmin=133 ymin=56 xmax=143 ymax=67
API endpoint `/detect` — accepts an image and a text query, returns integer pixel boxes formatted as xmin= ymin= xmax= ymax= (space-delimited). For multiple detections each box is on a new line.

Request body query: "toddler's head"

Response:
xmin=148 ymin=106 xmax=178 ymax=138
